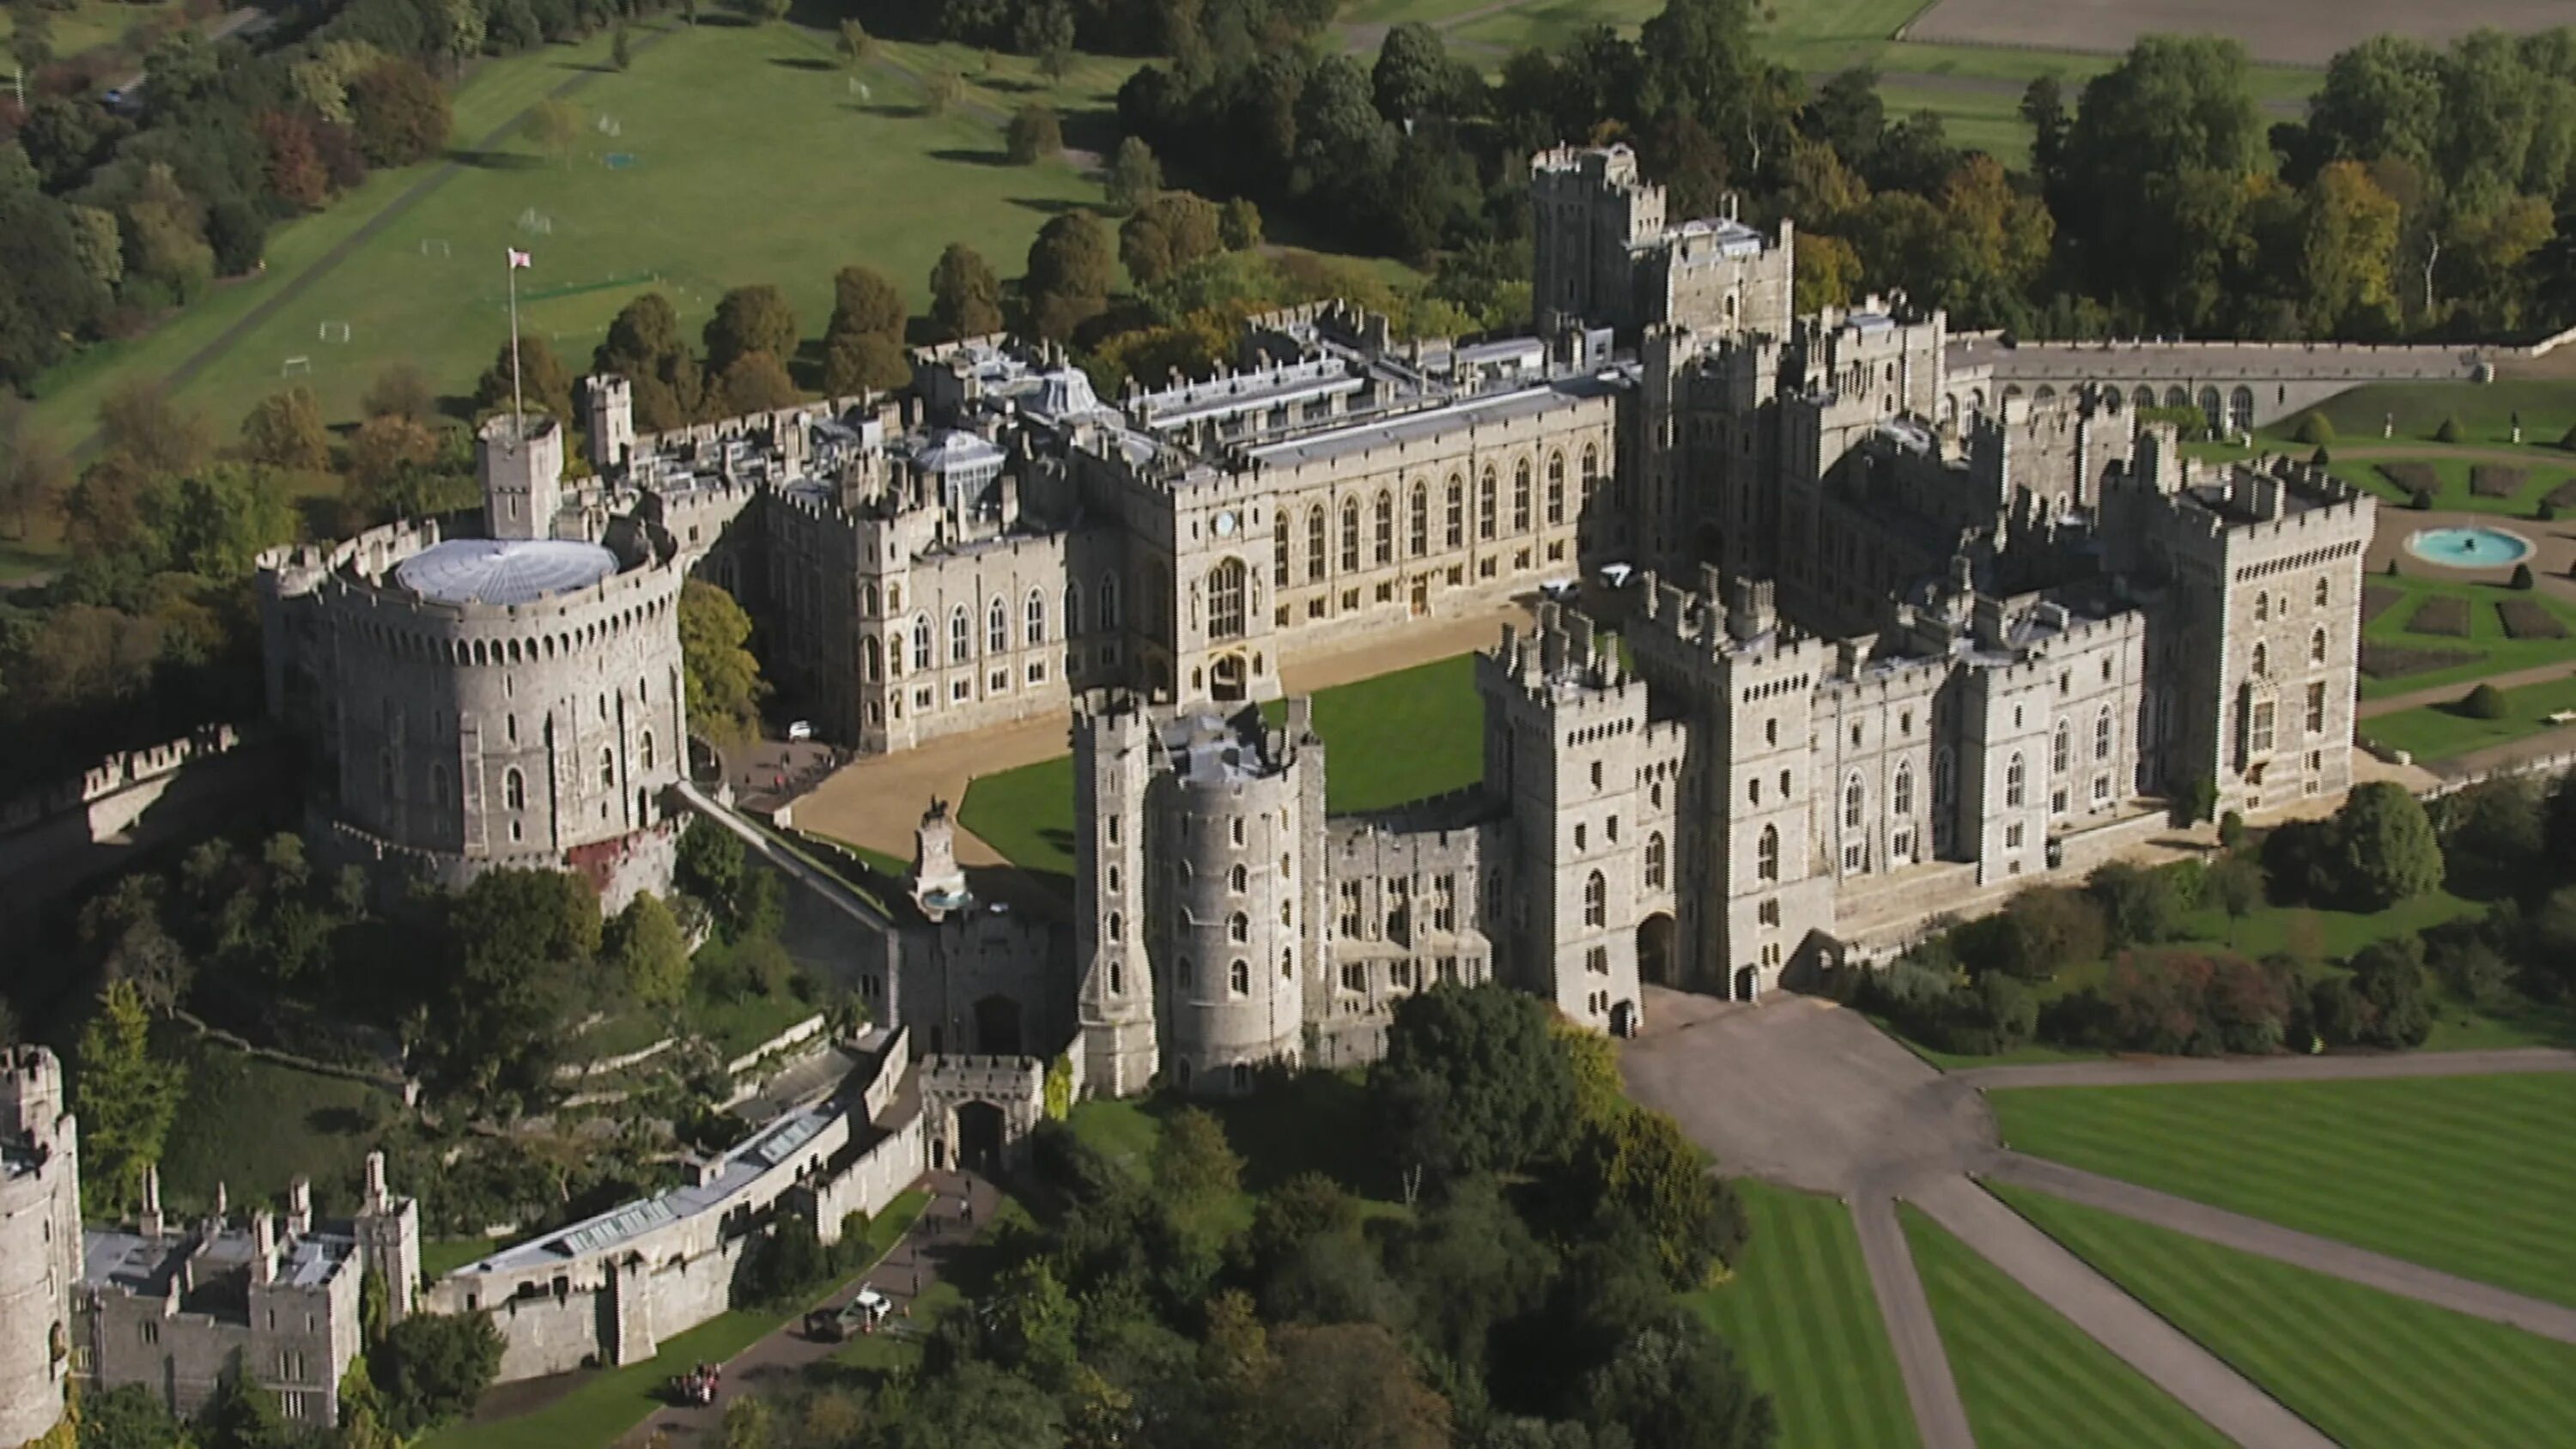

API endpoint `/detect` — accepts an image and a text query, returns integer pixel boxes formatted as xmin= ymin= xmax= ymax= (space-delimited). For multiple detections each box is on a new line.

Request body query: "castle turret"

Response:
xmin=478 ymin=413 xmax=565 ymax=542
xmin=1074 ymin=700 xmax=1158 ymax=1096
xmin=354 ymin=1151 xmax=422 ymax=1323
xmin=586 ymin=375 xmax=635 ymax=475
xmin=0 ymin=1046 xmax=81 ymax=1449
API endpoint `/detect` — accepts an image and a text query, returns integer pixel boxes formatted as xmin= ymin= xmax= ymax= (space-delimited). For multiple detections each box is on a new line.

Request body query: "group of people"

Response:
xmin=673 ymin=1361 xmax=722 ymax=1406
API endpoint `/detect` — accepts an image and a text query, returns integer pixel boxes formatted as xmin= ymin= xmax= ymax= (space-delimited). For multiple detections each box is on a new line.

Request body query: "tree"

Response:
xmin=2295 ymin=411 xmax=2336 ymax=445
xmin=75 ymin=979 xmax=184 ymax=1214
xmin=361 ymin=362 xmax=437 ymax=422
xmin=2207 ymin=853 xmax=2263 ymax=944
xmin=1220 ymin=197 xmax=1265 ymax=252
xmin=2086 ymin=861 xmax=2181 ymax=948
xmin=475 ymin=333 xmax=575 ymax=422
xmin=372 ymin=1312 xmax=504 ymax=1434
xmin=2328 ymin=780 xmax=2445 ymax=909
xmin=2462 ymin=682 xmax=2509 ymax=719
xmin=1024 ymin=211 xmax=1115 ymax=342
xmin=1374 ymin=983 xmax=1577 ymax=1184
xmin=923 ymin=68 xmax=963 ymax=116
xmin=2435 ymin=414 xmax=2464 ymax=443
xmin=98 ymin=381 xmax=211 ymax=482
xmin=1151 ymin=1106 xmax=1242 ymax=1215
xmin=929 ymin=243 xmax=1004 ymax=339
xmin=1980 ymin=886 xmax=2105 ymax=979
xmin=0 ymin=400 xmax=70 ymax=542
xmin=1565 ymin=1108 xmax=1742 ymax=1288
xmin=2348 ymin=941 xmax=2433 ymax=1048
xmin=1006 ymin=104 xmax=1064 ymax=164
xmin=678 ymin=816 xmax=747 ymax=912
xmin=1012 ymin=0 xmax=1074 ymax=81
xmin=837 ymin=19 xmax=875 ymax=67
xmin=609 ymin=891 xmax=690 ymax=1007
xmin=525 ymin=98 xmax=581 ymax=167
xmin=349 ymin=59 xmax=452 ymax=167
xmin=161 ymin=465 xmax=296 ymax=579
xmin=240 ymin=388 xmax=332 ymax=472
xmin=611 ymin=24 xmax=632 ymax=70
xmin=346 ymin=415 xmax=441 ymax=500
xmin=679 ymin=579 xmax=768 ymax=746
xmin=1372 ymin=22 xmax=1451 ymax=123
xmin=703 ymin=285 xmax=798 ymax=379
xmin=1244 ymin=1324 xmax=1450 ymax=1449
xmin=1121 ymin=191 xmax=1224 ymax=288
xmin=428 ymin=868 xmax=600 ymax=1096
xmin=1579 ymin=1313 xmax=1777 ymax=1449
xmin=828 ymin=264 xmax=907 ymax=343
xmin=596 ymin=292 xmax=705 ymax=429
xmin=714 ymin=351 xmax=799 ymax=415
xmin=2300 ymin=160 xmax=2401 ymax=334
xmin=1106 ymin=135 xmax=1163 ymax=211
xmin=823 ymin=331 xmax=910 ymax=395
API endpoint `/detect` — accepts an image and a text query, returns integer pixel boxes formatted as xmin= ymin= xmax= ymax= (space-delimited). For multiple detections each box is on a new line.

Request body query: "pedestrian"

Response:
xmin=962 ymin=1195 xmax=974 ymax=1226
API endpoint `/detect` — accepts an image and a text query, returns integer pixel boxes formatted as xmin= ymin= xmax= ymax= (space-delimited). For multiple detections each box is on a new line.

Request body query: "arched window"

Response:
xmin=2313 ymin=577 xmax=2330 ymax=609
xmin=1229 ymin=912 xmax=1249 ymax=943
xmin=1546 ymin=452 xmax=1565 ymax=524
xmin=1341 ymin=499 xmax=1361 ymax=572
xmin=2052 ymin=723 xmax=2069 ymax=774
xmin=1273 ymin=522 xmax=1290 ymax=585
xmin=912 ymin=615 xmax=933 ymax=670
xmin=2006 ymin=753 xmax=2026 ymax=807
xmin=1230 ymin=960 xmax=1250 ymax=996
xmin=2255 ymin=591 xmax=2270 ymax=622
xmin=1583 ymin=870 xmax=1607 ymax=927
xmin=503 ymin=767 xmax=526 ymax=811
xmin=1893 ymin=763 xmax=1913 ymax=815
xmin=1307 ymin=506 xmax=1327 ymax=581
xmin=1229 ymin=863 xmax=1247 ymax=892
xmin=641 ymin=731 xmax=656 ymax=771
xmin=1844 ymin=775 xmax=1863 ymax=829
xmin=1026 ymin=589 xmax=1046 ymax=646
xmin=1445 ymin=476 xmax=1464 ymax=548
xmin=429 ymin=764 xmax=450 ymax=809
xmin=1409 ymin=483 xmax=1429 ymax=555
xmin=1066 ymin=582 xmax=1082 ymax=636
xmin=1757 ymin=826 xmax=1779 ymax=882
xmin=987 ymin=597 xmax=1008 ymax=655
xmin=2094 ymin=708 xmax=2113 ymax=761
xmin=1106 ymin=911 xmax=1122 ymax=943
xmin=1512 ymin=459 xmax=1533 ymax=531
xmin=1208 ymin=559 xmax=1247 ymax=640
xmin=599 ymin=747 xmax=616 ymax=789
xmin=1934 ymin=748 xmax=1956 ymax=807
xmin=1644 ymin=832 xmax=1667 ymax=888
xmin=1101 ymin=573 xmax=1122 ymax=630
xmin=860 ymin=582 xmax=878 ymax=616
xmin=2251 ymin=642 xmax=2269 ymax=678
xmin=1479 ymin=465 xmax=1498 ymax=539
xmin=950 ymin=606 xmax=970 ymax=663
xmin=1374 ymin=491 xmax=1394 ymax=565
xmin=861 ymin=637 xmax=882 ymax=683
xmin=2310 ymin=627 xmax=2327 ymax=665
xmin=1581 ymin=445 xmax=1601 ymax=505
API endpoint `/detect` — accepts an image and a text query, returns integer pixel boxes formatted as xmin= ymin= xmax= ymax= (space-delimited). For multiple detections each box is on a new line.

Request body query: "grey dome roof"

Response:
xmin=393 ymin=538 xmax=620 ymax=606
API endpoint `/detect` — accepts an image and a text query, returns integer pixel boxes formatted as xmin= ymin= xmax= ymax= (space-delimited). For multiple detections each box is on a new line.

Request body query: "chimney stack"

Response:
xmin=251 ymin=1212 xmax=276 ymax=1285
xmin=288 ymin=1177 xmax=313 ymax=1238
xmin=363 ymin=1152 xmax=389 ymax=1216
xmin=140 ymin=1165 xmax=164 ymax=1240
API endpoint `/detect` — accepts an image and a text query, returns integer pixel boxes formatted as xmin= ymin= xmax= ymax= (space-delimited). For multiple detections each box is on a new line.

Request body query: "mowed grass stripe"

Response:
xmin=1997 ymin=1184 xmax=2576 ymax=1449
xmin=1899 ymin=1206 xmax=2232 ymax=1449
xmin=1989 ymin=1074 xmax=2576 ymax=1306
xmin=1688 ymin=1182 xmax=1919 ymax=1449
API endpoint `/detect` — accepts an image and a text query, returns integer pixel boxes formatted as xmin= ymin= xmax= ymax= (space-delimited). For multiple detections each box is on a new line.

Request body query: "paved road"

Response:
xmin=620 ymin=1170 xmax=999 ymax=1447
xmin=1953 ymin=1046 xmax=2576 ymax=1091
xmin=1985 ymin=1153 xmax=2576 ymax=1345
xmin=1911 ymin=1177 xmax=2339 ymax=1449
xmin=1850 ymin=1195 xmax=1976 ymax=1449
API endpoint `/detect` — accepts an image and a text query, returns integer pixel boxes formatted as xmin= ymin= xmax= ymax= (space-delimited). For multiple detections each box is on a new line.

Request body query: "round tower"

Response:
xmin=1147 ymin=706 xmax=1310 ymax=1094
xmin=0 ymin=1046 xmax=81 ymax=1449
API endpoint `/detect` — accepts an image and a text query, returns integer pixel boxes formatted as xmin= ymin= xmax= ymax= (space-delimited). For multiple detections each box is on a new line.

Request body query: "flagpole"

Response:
xmin=507 ymin=252 xmax=526 ymax=445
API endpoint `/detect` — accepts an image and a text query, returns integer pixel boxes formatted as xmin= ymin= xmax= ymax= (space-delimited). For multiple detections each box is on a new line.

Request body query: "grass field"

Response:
xmin=420 ymin=1311 xmax=775 ymax=1449
xmin=155 ymin=1034 xmax=402 ymax=1216
xmin=1998 ymin=1183 xmax=2576 ymax=1449
xmin=1988 ymin=1072 xmax=2576 ymax=1307
xmin=1899 ymin=1207 xmax=2232 ymax=1449
xmin=0 ymin=0 xmax=179 ymax=61
xmin=2331 ymin=454 xmax=2572 ymax=516
xmin=1686 ymin=1183 xmax=1921 ymax=1449
xmin=2264 ymin=382 xmax=2576 ymax=450
xmin=2366 ymin=670 xmax=2576 ymax=761
xmin=960 ymin=651 xmax=1488 ymax=882
xmin=23 ymin=20 xmax=1109 ymax=472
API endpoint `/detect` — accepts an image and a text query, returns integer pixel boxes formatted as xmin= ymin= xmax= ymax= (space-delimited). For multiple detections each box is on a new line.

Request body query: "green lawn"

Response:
xmin=420 ymin=1311 xmax=775 ymax=1449
xmin=963 ymin=651 xmax=1488 ymax=883
xmin=2265 ymin=382 xmax=2576 ymax=451
xmin=2365 ymin=671 xmax=2576 ymax=763
xmin=1998 ymin=1184 xmax=2576 ymax=1449
xmin=420 ymin=1236 xmax=510 ymax=1279
xmin=0 ymin=0 xmax=178 ymax=61
xmin=1899 ymin=1207 xmax=2232 ymax=1449
xmin=1988 ymin=1072 xmax=2576 ymax=1307
xmin=2356 ymin=569 xmax=2576 ymax=702
xmin=2330 ymin=454 xmax=2568 ymax=516
xmin=155 ymin=1034 xmax=402 ymax=1216
xmin=1686 ymin=1183 xmax=1920 ymax=1449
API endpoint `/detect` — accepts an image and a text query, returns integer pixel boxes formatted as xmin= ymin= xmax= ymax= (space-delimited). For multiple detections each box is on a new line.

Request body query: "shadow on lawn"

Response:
xmin=770 ymin=55 xmax=835 ymax=71
xmin=447 ymin=149 xmax=546 ymax=171
xmin=1010 ymin=197 xmax=1085 ymax=215
xmin=928 ymin=147 xmax=1008 ymax=167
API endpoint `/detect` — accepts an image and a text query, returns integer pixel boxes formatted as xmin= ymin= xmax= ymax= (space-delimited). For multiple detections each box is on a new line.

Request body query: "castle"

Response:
xmin=0 ymin=144 xmax=2379 ymax=1442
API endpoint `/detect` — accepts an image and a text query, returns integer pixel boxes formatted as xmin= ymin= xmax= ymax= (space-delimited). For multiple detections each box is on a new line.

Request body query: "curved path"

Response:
xmin=1623 ymin=991 xmax=2576 ymax=1449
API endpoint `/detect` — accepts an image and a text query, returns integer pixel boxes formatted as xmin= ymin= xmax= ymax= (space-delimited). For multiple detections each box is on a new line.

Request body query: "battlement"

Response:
xmin=1 ymin=1045 xmax=65 ymax=1149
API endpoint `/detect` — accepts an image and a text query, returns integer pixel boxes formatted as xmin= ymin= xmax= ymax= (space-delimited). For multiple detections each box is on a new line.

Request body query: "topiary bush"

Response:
xmin=2294 ymin=411 xmax=2336 ymax=446
xmin=2409 ymin=487 xmax=2434 ymax=511
xmin=2540 ymin=501 xmax=2558 ymax=523
xmin=2312 ymin=445 xmax=2331 ymax=467
xmin=2435 ymin=415 xmax=2464 ymax=444
xmin=2463 ymin=682 xmax=2510 ymax=719
xmin=2512 ymin=562 xmax=2537 ymax=591
xmin=2561 ymin=421 xmax=2576 ymax=452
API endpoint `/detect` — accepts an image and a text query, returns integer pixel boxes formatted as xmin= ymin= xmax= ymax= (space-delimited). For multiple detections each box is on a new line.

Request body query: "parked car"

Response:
xmin=787 ymin=720 xmax=815 ymax=742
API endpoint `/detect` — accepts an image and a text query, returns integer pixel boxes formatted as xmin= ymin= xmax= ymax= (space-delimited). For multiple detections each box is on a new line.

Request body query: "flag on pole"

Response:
xmin=508 ymin=249 xmax=532 ymax=269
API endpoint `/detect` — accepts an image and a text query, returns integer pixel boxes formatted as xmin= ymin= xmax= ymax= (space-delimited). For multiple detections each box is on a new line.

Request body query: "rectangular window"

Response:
xmin=1027 ymin=661 xmax=1047 ymax=684
xmin=1340 ymin=961 xmax=1366 ymax=993
xmin=2306 ymin=682 xmax=2327 ymax=735
xmin=950 ymin=679 xmax=969 ymax=701
xmin=2005 ymin=822 xmax=2025 ymax=849
xmin=2251 ymin=700 xmax=2276 ymax=756
xmin=2093 ymin=775 xmax=2111 ymax=803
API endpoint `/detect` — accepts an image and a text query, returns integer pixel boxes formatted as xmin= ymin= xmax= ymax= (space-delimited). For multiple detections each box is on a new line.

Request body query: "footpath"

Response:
xmin=619 ymin=1168 xmax=1002 ymax=1446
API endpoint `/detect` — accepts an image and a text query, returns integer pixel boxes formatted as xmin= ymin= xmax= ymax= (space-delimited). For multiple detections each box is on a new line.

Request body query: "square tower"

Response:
xmin=477 ymin=414 xmax=564 ymax=542
xmin=1074 ymin=700 xmax=1159 ymax=1096
xmin=586 ymin=375 xmax=635 ymax=475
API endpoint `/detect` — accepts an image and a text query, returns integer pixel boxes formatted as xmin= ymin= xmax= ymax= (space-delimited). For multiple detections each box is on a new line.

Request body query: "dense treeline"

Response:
xmin=1857 ymin=773 xmax=2576 ymax=1058
xmin=1008 ymin=0 xmax=2576 ymax=342
xmin=723 ymin=981 xmax=1772 ymax=1449
xmin=0 ymin=0 xmax=691 ymax=397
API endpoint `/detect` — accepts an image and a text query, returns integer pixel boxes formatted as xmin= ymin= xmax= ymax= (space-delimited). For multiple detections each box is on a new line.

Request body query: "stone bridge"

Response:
xmin=1943 ymin=336 xmax=2494 ymax=433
